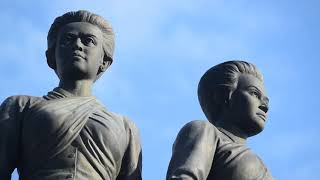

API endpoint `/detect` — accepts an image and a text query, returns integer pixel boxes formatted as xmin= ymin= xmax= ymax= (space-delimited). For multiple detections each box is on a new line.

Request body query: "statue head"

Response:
xmin=198 ymin=60 xmax=269 ymax=136
xmin=46 ymin=10 xmax=114 ymax=81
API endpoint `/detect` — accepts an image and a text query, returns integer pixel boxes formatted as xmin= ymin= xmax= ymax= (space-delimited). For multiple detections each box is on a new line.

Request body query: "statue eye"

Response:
xmin=249 ymin=89 xmax=260 ymax=98
xmin=82 ymin=36 xmax=96 ymax=46
xmin=60 ymin=34 xmax=76 ymax=46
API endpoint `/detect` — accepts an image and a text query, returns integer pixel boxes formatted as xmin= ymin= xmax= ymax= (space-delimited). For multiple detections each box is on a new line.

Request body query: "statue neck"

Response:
xmin=215 ymin=121 xmax=248 ymax=143
xmin=58 ymin=79 xmax=94 ymax=97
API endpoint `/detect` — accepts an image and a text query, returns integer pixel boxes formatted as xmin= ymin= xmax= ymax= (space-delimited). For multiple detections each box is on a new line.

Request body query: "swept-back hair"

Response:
xmin=198 ymin=60 xmax=263 ymax=124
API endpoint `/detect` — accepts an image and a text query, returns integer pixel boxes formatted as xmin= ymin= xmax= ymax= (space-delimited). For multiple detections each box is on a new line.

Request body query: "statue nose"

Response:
xmin=259 ymin=104 xmax=268 ymax=113
xmin=72 ymin=38 xmax=83 ymax=51
xmin=259 ymin=96 xmax=269 ymax=113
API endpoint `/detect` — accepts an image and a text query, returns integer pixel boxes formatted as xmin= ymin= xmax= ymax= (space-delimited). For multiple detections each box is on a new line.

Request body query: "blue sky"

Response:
xmin=1 ymin=0 xmax=320 ymax=179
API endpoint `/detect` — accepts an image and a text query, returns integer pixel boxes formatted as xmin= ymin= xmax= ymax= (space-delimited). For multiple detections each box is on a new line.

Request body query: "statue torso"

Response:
xmin=208 ymin=127 xmax=273 ymax=180
xmin=0 ymin=88 xmax=141 ymax=180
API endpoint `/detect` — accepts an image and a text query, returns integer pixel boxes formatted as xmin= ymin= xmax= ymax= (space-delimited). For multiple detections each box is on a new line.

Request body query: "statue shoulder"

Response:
xmin=0 ymin=95 xmax=43 ymax=124
xmin=174 ymin=120 xmax=220 ymax=145
xmin=181 ymin=120 xmax=218 ymax=134
xmin=120 ymin=114 xmax=140 ymax=133
xmin=1 ymin=95 xmax=42 ymax=110
xmin=101 ymin=110 xmax=139 ymax=132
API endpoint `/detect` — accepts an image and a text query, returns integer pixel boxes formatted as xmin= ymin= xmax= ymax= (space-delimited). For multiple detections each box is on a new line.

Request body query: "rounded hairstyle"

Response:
xmin=198 ymin=60 xmax=263 ymax=124
xmin=46 ymin=10 xmax=115 ymax=70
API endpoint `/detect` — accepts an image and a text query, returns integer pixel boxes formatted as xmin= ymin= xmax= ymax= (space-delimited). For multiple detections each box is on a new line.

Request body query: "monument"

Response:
xmin=167 ymin=61 xmax=274 ymax=180
xmin=0 ymin=10 xmax=142 ymax=180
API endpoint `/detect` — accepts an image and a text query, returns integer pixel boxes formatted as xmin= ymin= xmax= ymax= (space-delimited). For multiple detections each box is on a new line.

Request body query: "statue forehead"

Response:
xmin=57 ymin=22 xmax=103 ymax=37
xmin=236 ymin=74 xmax=267 ymax=94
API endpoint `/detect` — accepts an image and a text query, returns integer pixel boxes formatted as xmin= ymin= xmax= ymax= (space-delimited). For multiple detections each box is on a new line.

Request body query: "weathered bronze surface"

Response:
xmin=0 ymin=10 xmax=142 ymax=180
xmin=167 ymin=61 xmax=274 ymax=180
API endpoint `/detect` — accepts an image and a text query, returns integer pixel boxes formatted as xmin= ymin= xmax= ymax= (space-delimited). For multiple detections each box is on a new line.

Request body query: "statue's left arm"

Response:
xmin=116 ymin=117 xmax=142 ymax=180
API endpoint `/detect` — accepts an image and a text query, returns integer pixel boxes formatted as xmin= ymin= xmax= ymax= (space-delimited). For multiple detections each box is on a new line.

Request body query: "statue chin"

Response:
xmin=240 ymin=120 xmax=265 ymax=137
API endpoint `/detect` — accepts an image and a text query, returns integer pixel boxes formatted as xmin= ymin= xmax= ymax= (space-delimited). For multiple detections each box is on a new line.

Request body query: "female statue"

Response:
xmin=0 ymin=10 xmax=142 ymax=180
xmin=167 ymin=61 xmax=274 ymax=180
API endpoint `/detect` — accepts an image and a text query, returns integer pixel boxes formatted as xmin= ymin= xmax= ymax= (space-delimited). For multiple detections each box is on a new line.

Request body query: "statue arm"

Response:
xmin=0 ymin=96 xmax=23 ymax=180
xmin=166 ymin=120 xmax=218 ymax=180
xmin=116 ymin=117 xmax=142 ymax=180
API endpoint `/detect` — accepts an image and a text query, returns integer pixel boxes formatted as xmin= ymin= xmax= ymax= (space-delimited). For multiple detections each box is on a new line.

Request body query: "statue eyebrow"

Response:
xmin=247 ymin=85 xmax=269 ymax=103
xmin=80 ymin=33 xmax=98 ymax=38
xmin=62 ymin=32 xmax=98 ymax=38
xmin=247 ymin=85 xmax=262 ymax=93
xmin=63 ymin=32 xmax=77 ymax=36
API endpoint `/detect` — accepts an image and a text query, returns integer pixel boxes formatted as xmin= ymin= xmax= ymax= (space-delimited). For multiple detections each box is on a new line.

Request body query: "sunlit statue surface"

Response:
xmin=0 ymin=10 xmax=142 ymax=180
xmin=167 ymin=61 xmax=274 ymax=180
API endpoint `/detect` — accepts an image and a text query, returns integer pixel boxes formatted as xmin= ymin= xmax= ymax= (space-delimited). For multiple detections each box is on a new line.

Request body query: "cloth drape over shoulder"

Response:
xmin=0 ymin=88 xmax=142 ymax=180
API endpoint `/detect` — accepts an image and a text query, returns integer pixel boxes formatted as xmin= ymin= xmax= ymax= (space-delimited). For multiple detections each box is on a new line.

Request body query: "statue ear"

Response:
xmin=46 ymin=49 xmax=56 ymax=70
xmin=213 ymin=88 xmax=231 ymax=105
xmin=224 ymin=91 xmax=233 ymax=107
xmin=213 ymin=88 xmax=233 ymax=115
xmin=96 ymin=56 xmax=112 ymax=80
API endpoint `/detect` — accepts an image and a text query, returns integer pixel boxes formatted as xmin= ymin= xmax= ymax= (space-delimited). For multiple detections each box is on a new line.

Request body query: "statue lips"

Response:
xmin=71 ymin=51 xmax=86 ymax=61
xmin=256 ymin=112 xmax=266 ymax=121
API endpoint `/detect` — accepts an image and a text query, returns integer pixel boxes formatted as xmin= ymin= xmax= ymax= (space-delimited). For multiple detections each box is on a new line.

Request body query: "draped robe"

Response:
xmin=0 ymin=88 xmax=142 ymax=180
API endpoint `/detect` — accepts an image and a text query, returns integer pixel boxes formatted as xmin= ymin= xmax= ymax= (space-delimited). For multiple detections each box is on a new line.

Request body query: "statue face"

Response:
xmin=55 ymin=22 xmax=105 ymax=81
xmin=228 ymin=74 xmax=269 ymax=137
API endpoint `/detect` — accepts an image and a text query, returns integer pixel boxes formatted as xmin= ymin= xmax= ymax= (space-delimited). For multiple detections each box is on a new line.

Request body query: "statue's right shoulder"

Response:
xmin=0 ymin=95 xmax=43 ymax=111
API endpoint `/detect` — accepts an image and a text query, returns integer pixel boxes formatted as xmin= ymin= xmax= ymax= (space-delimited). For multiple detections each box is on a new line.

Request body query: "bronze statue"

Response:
xmin=0 ymin=10 xmax=142 ymax=180
xmin=167 ymin=61 xmax=274 ymax=180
